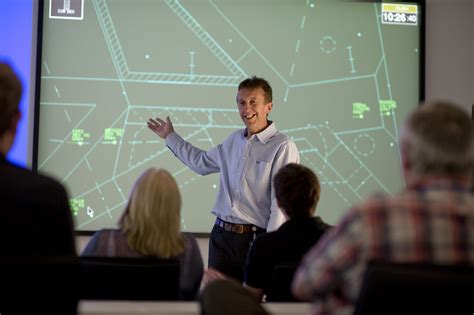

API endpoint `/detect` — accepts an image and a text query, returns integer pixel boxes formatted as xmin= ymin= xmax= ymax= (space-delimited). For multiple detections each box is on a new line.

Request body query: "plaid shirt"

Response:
xmin=293 ymin=177 xmax=474 ymax=315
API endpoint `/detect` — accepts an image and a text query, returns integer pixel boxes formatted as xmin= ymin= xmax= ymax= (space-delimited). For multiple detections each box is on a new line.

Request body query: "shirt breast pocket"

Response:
xmin=251 ymin=159 xmax=271 ymax=186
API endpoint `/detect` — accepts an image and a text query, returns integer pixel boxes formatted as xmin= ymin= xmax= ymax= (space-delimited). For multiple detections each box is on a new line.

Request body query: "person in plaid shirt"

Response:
xmin=292 ymin=101 xmax=474 ymax=315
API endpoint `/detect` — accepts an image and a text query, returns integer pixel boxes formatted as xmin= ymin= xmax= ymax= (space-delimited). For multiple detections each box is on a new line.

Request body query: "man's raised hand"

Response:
xmin=147 ymin=116 xmax=174 ymax=139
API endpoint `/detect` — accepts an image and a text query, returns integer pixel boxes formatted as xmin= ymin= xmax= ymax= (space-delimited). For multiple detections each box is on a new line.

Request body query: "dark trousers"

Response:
xmin=208 ymin=223 xmax=265 ymax=282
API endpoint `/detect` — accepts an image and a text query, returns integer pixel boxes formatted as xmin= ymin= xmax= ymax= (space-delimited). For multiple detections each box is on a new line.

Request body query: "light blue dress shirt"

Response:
xmin=166 ymin=122 xmax=300 ymax=231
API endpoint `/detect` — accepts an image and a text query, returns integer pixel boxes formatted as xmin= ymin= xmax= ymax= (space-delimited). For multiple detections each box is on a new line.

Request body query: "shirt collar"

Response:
xmin=241 ymin=121 xmax=277 ymax=144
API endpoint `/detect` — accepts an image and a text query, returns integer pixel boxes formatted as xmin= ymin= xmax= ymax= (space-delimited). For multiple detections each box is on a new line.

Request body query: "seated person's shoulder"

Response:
xmin=91 ymin=228 xmax=115 ymax=239
xmin=3 ymin=162 xmax=65 ymax=194
xmin=182 ymin=232 xmax=199 ymax=246
xmin=182 ymin=231 xmax=197 ymax=239
xmin=314 ymin=216 xmax=333 ymax=231
xmin=181 ymin=233 xmax=203 ymax=262
xmin=81 ymin=229 xmax=119 ymax=256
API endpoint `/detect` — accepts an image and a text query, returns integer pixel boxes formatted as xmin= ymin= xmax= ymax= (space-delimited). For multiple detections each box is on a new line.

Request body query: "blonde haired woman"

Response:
xmin=82 ymin=168 xmax=203 ymax=299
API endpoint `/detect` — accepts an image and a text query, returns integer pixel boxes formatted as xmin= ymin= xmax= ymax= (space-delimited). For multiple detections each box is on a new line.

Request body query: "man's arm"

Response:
xmin=147 ymin=116 xmax=220 ymax=175
xmin=267 ymin=141 xmax=300 ymax=231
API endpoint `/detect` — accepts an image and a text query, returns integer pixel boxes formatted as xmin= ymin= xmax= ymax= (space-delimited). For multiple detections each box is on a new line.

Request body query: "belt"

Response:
xmin=215 ymin=217 xmax=261 ymax=234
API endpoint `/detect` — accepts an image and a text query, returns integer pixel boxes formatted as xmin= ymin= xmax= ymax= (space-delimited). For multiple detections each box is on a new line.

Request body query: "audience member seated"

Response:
xmin=0 ymin=61 xmax=77 ymax=314
xmin=292 ymin=101 xmax=474 ymax=315
xmin=82 ymin=168 xmax=203 ymax=300
xmin=200 ymin=164 xmax=331 ymax=304
xmin=244 ymin=163 xmax=331 ymax=301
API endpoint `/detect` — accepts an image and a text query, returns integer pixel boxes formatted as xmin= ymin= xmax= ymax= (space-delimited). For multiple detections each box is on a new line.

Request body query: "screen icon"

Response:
xmin=50 ymin=0 xmax=84 ymax=20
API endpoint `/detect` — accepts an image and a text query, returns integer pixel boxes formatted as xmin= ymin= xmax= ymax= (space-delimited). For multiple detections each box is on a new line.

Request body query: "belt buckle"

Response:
xmin=233 ymin=224 xmax=244 ymax=234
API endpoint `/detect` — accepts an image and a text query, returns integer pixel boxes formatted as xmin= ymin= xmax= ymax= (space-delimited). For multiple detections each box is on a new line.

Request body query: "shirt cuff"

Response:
xmin=165 ymin=132 xmax=183 ymax=151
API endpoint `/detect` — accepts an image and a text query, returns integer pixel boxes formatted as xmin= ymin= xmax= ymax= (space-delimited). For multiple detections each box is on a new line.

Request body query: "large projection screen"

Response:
xmin=35 ymin=0 xmax=423 ymax=233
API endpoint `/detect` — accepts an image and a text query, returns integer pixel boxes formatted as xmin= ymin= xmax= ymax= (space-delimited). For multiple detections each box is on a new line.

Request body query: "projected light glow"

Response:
xmin=35 ymin=0 xmax=423 ymax=233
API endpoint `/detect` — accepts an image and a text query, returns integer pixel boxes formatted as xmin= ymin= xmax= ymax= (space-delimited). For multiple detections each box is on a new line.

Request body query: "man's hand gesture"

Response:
xmin=147 ymin=116 xmax=174 ymax=139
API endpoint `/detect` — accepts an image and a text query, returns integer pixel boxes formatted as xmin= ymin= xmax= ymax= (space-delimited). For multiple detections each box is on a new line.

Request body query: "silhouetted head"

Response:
xmin=273 ymin=163 xmax=321 ymax=218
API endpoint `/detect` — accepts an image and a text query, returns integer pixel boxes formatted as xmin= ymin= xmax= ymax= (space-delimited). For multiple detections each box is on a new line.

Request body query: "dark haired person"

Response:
xmin=243 ymin=163 xmax=331 ymax=301
xmin=0 ymin=62 xmax=76 ymax=314
xmin=148 ymin=76 xmax=299 ymax=281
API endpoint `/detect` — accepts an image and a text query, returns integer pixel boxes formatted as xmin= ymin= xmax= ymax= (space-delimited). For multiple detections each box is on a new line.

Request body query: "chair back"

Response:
xmin=0 ymin=256 xmax=79 ymax=315
xmin=354 ymin=261 xmax=474 ymax=315
xmin=79 ymin=256 xmax=180 ymax=300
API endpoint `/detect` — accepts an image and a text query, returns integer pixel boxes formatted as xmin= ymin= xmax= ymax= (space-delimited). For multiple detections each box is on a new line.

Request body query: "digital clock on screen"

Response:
xmin=382 ymin=3 xmax=418 ymax=26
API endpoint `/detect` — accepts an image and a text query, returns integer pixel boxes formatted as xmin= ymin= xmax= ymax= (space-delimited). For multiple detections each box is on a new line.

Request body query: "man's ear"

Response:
xmin=266 ymin=102 xmax=273 ymax=115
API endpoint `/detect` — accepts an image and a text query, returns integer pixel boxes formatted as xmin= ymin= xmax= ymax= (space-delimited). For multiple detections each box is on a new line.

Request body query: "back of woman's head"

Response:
xmin=119 ymin=168 xmax=184 ymax=258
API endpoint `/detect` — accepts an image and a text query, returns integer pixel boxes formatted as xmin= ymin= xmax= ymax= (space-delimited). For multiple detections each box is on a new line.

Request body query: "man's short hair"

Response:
xmin=273 ymin=163 xmax=320 ymax=218
xmin=238 ymin=76 xmax=272 ymax=103
xmin=401 ymin=101 xmax=474 ymax=176
xmin=0 ymin=62 xmax=22 ymax=136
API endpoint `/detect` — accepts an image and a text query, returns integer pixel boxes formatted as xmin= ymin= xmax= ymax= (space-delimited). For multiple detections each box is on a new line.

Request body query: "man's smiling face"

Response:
xmin=237 ymin=87 xmax=272 ymax=137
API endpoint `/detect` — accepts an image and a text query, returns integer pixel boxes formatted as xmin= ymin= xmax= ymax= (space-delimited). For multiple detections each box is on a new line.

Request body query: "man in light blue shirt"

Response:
xmin=147 ymin=76 xmax=299 ymax=281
